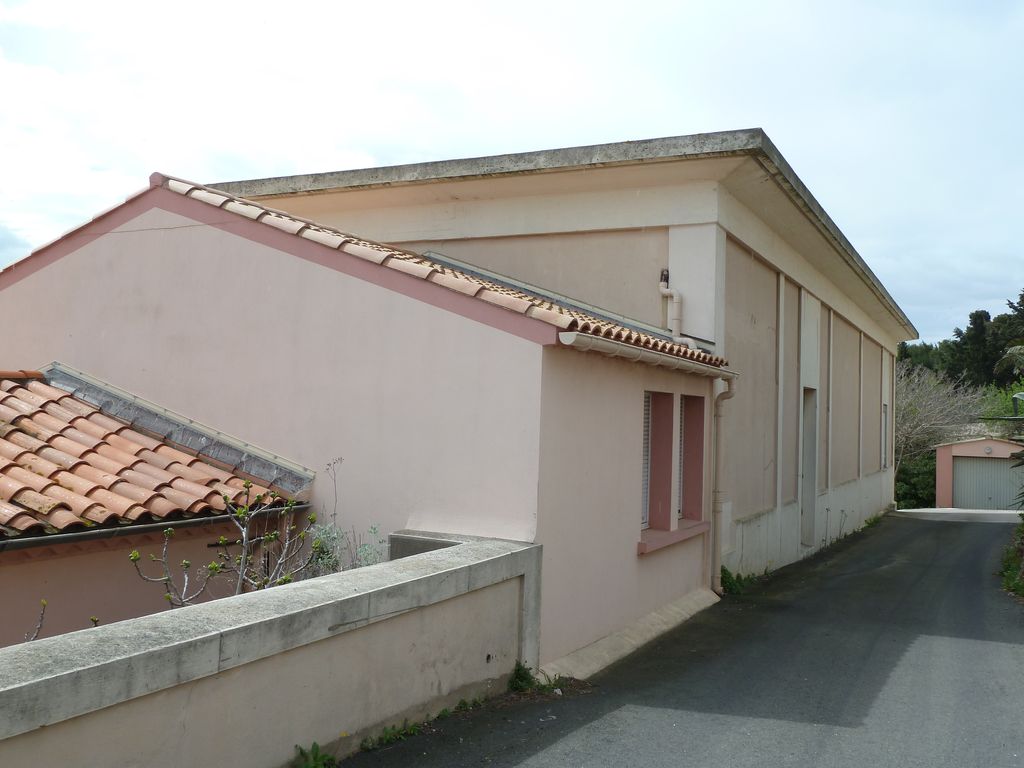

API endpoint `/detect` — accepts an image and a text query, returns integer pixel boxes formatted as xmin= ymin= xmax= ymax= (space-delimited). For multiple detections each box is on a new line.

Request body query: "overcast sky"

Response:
xmin=1 ymin=0 xmax=1020 ymax=342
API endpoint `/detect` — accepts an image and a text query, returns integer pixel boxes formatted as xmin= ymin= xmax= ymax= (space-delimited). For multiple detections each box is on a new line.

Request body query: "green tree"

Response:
xmin=944 ymin=310 xmax=999 ymax=387
xmin=995 ymin=346 xmax=1024 ymax=383
xmin=938 ymin=290 xmax=1024 ymax=388
xmin=897 ymin=341 xmax=940 ymax=371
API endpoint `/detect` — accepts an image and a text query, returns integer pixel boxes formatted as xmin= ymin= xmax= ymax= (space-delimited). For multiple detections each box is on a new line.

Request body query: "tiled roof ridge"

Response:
xmin=0 ymin=373 xmax=304 ymax=541
xmin=43 ymin=363 xmax=313 ymax=496
xmin=153 ymin=173 xmax=728 ymax=369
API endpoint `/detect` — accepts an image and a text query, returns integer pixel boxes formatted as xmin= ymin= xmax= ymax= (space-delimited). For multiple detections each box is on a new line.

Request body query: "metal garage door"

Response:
xmin=952 ymin=456 xmax=1024 ymax=509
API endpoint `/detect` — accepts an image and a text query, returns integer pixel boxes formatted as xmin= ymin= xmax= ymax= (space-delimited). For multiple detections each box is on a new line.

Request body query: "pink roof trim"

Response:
xmin=0 ymin=172 xmax=728 ymax=369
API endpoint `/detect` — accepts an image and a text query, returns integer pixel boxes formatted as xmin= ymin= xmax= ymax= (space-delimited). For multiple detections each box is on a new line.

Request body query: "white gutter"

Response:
xmin=557 ymin=332 xmax=737 ymax=380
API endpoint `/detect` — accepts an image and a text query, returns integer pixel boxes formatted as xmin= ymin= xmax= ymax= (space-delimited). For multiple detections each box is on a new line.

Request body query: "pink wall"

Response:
xmin=536 ymin=346 xmax=713 ymax=663
xmin=0 ymin=199 xmax=546 ymax=545
xmin=935 ymin=438 xmax=1020 ymax=507
xmin=0 ymin=520 xmax=236 ymax=647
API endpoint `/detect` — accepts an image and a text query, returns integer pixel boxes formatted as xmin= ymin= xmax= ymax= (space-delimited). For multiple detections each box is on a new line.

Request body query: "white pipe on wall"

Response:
xmin=658 ymin=270 xmax=698 ymax=349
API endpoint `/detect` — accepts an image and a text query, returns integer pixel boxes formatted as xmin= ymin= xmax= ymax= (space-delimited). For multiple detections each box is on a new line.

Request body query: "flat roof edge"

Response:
xmin=749 ymin=135 xmax=918 ymax=338
xmin=211 ymin=128 xmax=917 ymax=339
xmin=210 ymin=128 xmax=769 ymax=198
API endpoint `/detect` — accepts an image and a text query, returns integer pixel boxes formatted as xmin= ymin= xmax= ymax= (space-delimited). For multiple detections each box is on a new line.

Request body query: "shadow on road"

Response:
xmin=342 ymin=517 xmax=1021 ymax=767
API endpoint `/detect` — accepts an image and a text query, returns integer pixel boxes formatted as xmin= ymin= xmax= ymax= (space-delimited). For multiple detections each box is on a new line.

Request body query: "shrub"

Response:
xmin=895 ymin=451 xmax=936 ymax=509
xmin=1001 ymin=513 xmax=1024 ymax=597
xmin=720 ymin=566 xmax=758 ymax=595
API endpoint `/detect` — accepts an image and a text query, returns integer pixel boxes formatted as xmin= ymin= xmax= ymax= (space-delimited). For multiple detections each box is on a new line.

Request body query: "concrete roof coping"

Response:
xmin=211 ymin=129 xmax=770 ymax=197
xmin=210 ymin=128 xmax=916 ymax=338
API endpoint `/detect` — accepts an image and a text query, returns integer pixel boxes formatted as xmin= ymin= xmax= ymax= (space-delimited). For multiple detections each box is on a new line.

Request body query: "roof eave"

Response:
xmin=748 ymin=134 xmax=918 ymax=340
xmin=558 ymin=332 xmax=737 ymax=379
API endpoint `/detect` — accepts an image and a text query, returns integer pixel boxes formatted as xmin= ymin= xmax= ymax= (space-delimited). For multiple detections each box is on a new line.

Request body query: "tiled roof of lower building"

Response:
xmin=156 ymin=174 xmax=728 ymax=369
xmin=0 ymin=369 xmax=311 ymax=541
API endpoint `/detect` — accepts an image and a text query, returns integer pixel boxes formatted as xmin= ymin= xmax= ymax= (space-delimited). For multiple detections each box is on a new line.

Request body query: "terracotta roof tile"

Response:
xmin=0 ymin=374 xmax=296 ymax=541
xmin=0 ymin=371 xmax=44 ymax=383
xmin=157 ymin=173 xmax=727 ymax=369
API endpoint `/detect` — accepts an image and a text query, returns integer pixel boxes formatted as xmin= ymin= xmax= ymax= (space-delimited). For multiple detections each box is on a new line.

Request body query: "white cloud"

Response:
xmin=1 ymin=0 xmax=1021 ymax=341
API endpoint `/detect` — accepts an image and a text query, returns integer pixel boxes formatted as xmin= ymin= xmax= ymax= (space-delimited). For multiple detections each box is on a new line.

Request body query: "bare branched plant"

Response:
xmin=24 ymin=598 xmax=47 ymax=642
xmin=130 ymin=482 xmax=323 ymax=607
xmin=895 ymin=359 xmax=985 ymax=475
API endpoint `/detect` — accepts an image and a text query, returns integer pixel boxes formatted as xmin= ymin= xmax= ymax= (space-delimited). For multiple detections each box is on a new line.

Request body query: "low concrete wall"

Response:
xmin=0 ymin=534 xmax=540 ymax=768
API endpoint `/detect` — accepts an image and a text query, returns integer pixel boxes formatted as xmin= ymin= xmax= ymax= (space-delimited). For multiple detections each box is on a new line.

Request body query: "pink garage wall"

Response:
xmin=0 ymin=520 xmax=236 ymax=647
xmin=935 ymin=438 xmax=1020 ymax=508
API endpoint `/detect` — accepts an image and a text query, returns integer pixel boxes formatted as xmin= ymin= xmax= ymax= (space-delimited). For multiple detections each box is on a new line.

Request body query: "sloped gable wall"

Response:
xmin=0 ymin=205 xmax=545 ymax=543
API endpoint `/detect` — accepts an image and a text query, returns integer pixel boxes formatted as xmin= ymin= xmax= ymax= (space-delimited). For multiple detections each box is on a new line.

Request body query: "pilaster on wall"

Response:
xmin=667 ymin=223 xmax=722 ymax=346
xmin=858 ymin=332 xmax=865 ymax=480
xmin=800 ymin=292 xmax=822 ymax=390
xmin=827 ymin=309 xmax=834 ymax=490
xmin=775 ymin=273 xmax=786 ymax=513
xmin=715 ymin=226 xmax=728 ymax=356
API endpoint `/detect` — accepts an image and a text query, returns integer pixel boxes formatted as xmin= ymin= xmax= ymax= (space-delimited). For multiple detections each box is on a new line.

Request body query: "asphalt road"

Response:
xmin=343 ymin=517 xmax=1024 ymax=767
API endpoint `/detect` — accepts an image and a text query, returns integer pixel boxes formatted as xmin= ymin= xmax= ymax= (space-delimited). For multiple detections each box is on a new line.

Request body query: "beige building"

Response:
xmin=0 ymin=129 xmax=915 ymax=672
xmin=217 ymin=128 xmax=917 ymax=579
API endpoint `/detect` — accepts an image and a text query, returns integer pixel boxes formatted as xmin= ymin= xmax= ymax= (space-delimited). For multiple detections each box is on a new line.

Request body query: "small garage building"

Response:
xmin=936 ymin=437 xmax=1024 ymax=510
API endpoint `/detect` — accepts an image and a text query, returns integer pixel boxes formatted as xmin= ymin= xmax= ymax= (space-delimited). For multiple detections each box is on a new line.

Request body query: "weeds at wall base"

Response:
xmin=1000 ymin=513 xmax=1024 ymax=597
xmin=862 ymin=514 xmax=883 ymax=529
xmin=508 ymin=660 xmax=571 ymax=695
xmin=720 ymin=566 xmax=762 ymax=595
xmin=292 ymin=741 xmax=337 ymax=768
xmin=358 ymin=698 xmax=484 ymax=752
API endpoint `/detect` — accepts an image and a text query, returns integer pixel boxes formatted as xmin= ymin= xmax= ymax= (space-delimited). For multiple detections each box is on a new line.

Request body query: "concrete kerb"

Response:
xmin=541 ymin=588 xmax=719 ymax=681
xmin=0 ymin=533 xmax=541 ymax=743
xmin=892 ymin=508 xmax=1022 ymax=523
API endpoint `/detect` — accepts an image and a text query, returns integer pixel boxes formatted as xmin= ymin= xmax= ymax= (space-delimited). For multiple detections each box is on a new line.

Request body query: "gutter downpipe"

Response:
xmin=658 ymin=269 xmax=698 ymax=350
xmin=556 ymin=331 xmax=737 ymax=595
xmin=711 ymin=378 xmax=736 ymax=595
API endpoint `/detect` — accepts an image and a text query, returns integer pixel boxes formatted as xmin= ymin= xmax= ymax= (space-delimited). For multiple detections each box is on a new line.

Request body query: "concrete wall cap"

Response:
xmin=0 ymin=535 xmax=541 ymax=742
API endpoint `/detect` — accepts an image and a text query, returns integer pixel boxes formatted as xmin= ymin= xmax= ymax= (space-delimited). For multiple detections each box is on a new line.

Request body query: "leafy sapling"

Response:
xmin=130 ymin=483 xmax=325 ymax=606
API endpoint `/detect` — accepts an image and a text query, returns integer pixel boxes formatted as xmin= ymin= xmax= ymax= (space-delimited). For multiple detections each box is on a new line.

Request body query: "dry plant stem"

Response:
xmin=24 ymin=599 xmax=46 ymax=642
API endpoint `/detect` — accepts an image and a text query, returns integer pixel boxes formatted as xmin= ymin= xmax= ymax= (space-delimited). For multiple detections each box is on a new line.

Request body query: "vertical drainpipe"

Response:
xmin=659 ymin=268 xmax=731 ymax=592
xmin=711 ymin=377 xmax=736 ymax=595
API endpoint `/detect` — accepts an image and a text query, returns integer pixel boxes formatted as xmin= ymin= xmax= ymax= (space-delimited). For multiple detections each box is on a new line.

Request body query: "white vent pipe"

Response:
xmin=658 ymin=269 xmax=698 ymax=349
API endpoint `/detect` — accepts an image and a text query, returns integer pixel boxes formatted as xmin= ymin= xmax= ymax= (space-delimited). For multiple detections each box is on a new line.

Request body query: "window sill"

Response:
xmin=637 ymin=520 xmax=709 ymax=556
